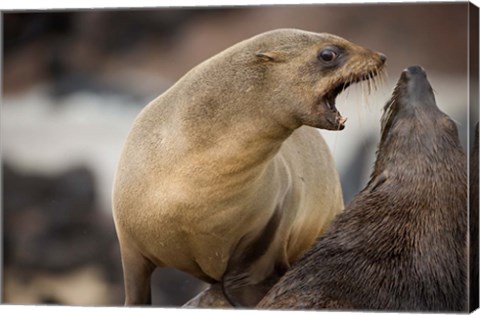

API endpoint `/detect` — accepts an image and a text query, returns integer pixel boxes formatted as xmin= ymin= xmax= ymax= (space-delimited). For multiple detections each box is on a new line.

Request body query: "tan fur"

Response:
xmin=112 ymin=29 xmax=385 ymax=306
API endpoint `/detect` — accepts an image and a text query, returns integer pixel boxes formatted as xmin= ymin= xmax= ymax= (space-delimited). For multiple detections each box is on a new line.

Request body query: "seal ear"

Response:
xmin=255 ymin=51 xmax=286 ymax=62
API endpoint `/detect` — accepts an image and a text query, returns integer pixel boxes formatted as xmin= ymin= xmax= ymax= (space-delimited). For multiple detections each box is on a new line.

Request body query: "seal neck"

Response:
xmin=164 ymin=67 xmax=295 ymax=165
xmin=158 ymin=49 xmax=299 ymax=178
xmin=177 ymin=107 xmax=294 ymax=177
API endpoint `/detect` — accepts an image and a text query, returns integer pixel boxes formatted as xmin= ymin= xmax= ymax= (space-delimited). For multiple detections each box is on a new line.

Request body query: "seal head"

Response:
xmin=381 ymin=65 xmax=439 ymax=134
xmin=377 ymin=65 xmax=461 ymax=175
xmin=251 ymin=30 xmax=386 ymax=131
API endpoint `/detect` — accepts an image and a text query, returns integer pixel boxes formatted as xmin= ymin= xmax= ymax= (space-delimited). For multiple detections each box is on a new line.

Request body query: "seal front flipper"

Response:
xmin=118 ymin=236 xmax=156 ymax=305
xmin=222 ymin=207 xmax=287 ymax=307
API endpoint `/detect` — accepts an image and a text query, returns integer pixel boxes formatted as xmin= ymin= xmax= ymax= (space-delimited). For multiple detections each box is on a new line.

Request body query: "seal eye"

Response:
xmin=318 ymin=49 xmax=338 ymax=63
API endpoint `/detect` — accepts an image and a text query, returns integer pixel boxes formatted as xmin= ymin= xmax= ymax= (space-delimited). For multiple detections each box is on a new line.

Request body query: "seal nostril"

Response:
xmin=379 ymin=53 xmax=387 ymax=64
xmin=407 ymin=65 xmax=426 ymax=76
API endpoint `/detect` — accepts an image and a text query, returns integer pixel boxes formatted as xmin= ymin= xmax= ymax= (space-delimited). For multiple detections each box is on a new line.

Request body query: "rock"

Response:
xmin=182 ymin=284 xmax=233 ymax=309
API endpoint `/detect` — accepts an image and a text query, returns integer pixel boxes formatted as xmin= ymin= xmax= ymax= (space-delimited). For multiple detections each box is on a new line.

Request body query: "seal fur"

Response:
xmin=112 ymin=28 xmax=386 ymax=307
xmin=257 ymin=66 xmax=467 ymax=312
xmin=469 ymin=122 xmax=479 ymax=310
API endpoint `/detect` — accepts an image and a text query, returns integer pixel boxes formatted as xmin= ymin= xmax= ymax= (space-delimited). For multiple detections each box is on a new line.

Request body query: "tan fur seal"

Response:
xmin=257 ymin=66 xmax=467 ymax=312
xmin=112 ymin=28 xmax=386 ymax=307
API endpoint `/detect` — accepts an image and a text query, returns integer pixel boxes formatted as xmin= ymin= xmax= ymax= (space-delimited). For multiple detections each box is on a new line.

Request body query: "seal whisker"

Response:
xmin=365 ymin=74 xmax=370 ymax=96
xmin=368 ymin=71 xmax=375 ymax=92
xmin=362 ymin=78 xmax=370 ymax=107
xmin=374 ymin=70 xmax=382 ymax=92
xmin=381 ymin=70 xmax=387 ymax=87
xmin=378 ymin=70 xmax=384 ymax=89
xmin=375 ymin=70 xmax=381 ymax=87
xmin=340 ymin=80 xmax=348 ymax=98
xmin=382 ymin=69 xmax=390 ymax=86
xmin=373 ymin=71 xmax=379 ymax=91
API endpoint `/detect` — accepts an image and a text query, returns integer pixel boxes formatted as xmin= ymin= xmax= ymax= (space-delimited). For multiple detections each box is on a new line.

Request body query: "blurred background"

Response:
xmin=2 ymin=2 xmax=476 ymax=306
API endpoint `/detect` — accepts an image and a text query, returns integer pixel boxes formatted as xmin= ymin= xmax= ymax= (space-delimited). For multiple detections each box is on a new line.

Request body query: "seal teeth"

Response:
xmin=336 ymin=115 xmax=347 ymax=131
xmin=325 ymin=67 xmax=385 ymax=113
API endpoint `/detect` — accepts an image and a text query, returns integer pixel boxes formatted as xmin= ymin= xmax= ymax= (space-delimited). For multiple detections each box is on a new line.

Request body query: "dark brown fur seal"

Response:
xmin=112 ymin=28 xmax=386 ymax=307
xmin=258 ymin=66 xmax=467 ymax=312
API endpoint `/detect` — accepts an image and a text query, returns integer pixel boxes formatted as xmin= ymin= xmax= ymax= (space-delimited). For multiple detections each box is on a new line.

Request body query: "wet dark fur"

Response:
xmin=257 ymin=66 xmax=467 ymax=312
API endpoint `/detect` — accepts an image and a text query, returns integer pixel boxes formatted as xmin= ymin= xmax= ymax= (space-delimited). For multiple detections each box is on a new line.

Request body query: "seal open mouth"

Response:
xmin=321 ymin=69 xmax=384 ymax=130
